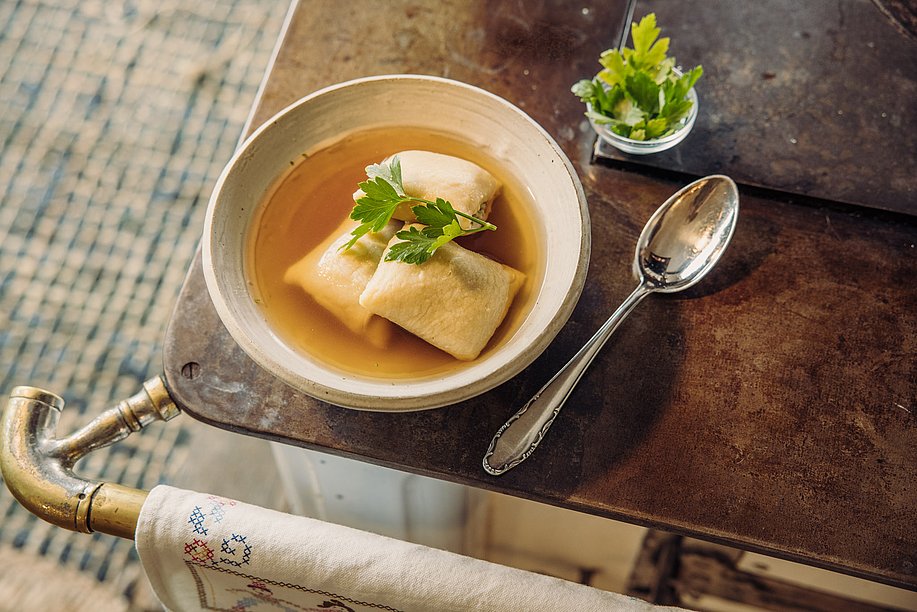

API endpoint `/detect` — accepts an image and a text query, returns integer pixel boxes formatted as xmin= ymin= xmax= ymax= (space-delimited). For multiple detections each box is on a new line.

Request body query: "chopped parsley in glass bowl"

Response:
xmin=572 ymin=13 xmax=702 ymax=155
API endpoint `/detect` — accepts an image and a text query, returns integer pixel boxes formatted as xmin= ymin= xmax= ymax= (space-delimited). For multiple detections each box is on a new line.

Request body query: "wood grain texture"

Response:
xmin=162 ymin=0 xmax=917 ymax=590
xmin=601 ymin=0 xmax=917 ymax=216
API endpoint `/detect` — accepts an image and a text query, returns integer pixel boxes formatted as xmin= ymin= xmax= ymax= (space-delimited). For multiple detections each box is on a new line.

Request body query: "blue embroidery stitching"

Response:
xmin=219 ymin=533 xmax=251 ymax=567
xmin=188 ymin=506 xmax=208 ymax=535
xmin=209 ymin=503 xmax=225 ymax=523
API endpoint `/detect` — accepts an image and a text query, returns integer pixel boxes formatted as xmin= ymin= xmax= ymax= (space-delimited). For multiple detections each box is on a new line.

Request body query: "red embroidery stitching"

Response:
xmin=184 ymin=538 xmax=215 ymax=563
xmin=185 ymin=561 xmax=403 ymax=612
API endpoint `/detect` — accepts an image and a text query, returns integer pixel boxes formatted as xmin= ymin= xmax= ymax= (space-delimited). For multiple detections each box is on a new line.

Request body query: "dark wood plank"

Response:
xmin=596 ymin=0 xmax=917 ymax=216
xmin=161 ymin=0 xmax=917 ymax=590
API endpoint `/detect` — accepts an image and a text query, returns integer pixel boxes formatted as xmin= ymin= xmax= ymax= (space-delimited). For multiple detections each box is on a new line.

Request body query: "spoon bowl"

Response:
xmin=636 ymin=175 xmax=739 ymax=292
xmin=483 ymin=175 xmax=739 ymax=476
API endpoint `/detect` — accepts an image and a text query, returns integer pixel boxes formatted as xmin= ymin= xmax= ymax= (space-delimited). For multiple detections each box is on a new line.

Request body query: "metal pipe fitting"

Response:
xmin=0 ymin=376 xmax=180 ymax=540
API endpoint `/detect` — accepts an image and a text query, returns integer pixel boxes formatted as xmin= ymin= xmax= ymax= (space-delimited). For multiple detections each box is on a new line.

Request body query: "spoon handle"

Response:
xmin=483 ymin=282 xmax=652 ymax=476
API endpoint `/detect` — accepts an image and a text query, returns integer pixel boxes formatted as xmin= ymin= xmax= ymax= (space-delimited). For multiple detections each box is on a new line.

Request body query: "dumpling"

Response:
xmin=284 ymin=218 xmax=400 ymax=347
xmin=359 ymin=227 xmax=525 ymax=360
xmin=355 ymin=150 xmax=501 ymax=230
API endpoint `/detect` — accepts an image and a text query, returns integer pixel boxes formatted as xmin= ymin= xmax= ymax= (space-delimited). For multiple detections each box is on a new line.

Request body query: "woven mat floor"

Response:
xmin=0 ymin=0 xmax=286 ymax=608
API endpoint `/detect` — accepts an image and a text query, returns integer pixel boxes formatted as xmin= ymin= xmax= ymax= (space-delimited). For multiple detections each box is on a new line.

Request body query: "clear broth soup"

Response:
xmin=246 ymin=127 xmax=542 ymax=379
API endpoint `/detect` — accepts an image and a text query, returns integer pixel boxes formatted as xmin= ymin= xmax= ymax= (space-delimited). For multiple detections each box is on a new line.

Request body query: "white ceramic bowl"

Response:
xmin=202 ymin=75 xmax=590 ymax=411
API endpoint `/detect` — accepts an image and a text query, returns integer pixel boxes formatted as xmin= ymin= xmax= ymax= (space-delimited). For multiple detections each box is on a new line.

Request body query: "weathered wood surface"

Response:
xmin=162 ymin=0 xmax=917 ymax=590
xmin=601 ymin=0 xmax=917 ymax=216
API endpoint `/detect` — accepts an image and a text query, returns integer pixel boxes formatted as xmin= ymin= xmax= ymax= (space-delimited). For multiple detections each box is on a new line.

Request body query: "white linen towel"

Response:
xmin=136 ymin=485 xmax=682 ymax=612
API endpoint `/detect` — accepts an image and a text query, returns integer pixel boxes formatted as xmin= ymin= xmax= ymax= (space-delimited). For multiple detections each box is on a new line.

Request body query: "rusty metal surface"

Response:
xmin=597 ymin=0 xmax=917 ymax=215
xmin=161 ymin=0 xmax=917 ymax=589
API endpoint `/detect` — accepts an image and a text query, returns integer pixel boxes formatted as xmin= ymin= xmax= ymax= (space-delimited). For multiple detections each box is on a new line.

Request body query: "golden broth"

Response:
xmin=246 ymin=127 xmax=542 ymax=379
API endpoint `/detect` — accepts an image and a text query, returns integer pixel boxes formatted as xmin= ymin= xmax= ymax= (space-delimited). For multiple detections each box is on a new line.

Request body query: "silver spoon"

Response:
xmin=483 ymin=175 xmax=740 ymax=476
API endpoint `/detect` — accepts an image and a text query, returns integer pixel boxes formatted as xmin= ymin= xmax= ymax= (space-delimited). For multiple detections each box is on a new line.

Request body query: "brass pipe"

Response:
xmin=0 ymin=376 xmax=180 ymax=540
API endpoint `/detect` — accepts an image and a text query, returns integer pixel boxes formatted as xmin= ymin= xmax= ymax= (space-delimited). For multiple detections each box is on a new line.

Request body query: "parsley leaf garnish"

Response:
xmin=385 ymin=225 xmax=455 ymax=265
xmin=572 ymin=13 xmax=702 ymax=141
xmin=342 ymin=156 xmax=496 ymax=264
xmin=341 ymin=157 xmax=407 ymax=250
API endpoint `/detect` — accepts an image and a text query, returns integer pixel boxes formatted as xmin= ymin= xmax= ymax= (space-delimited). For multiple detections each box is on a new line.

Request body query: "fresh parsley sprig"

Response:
xmin=342 ymin=156 xmax=496 ymax=264
xmin=572 ymin=13 xmax=702 ymax=141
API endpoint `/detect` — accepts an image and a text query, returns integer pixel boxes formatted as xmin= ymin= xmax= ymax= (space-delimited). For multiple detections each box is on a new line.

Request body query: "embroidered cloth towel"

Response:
xmin=136 ymin=485 xmax=679 ymax=612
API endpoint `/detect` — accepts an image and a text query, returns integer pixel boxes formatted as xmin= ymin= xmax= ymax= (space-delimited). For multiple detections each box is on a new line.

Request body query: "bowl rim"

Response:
xmin=202 ymin=74 xmax=591 ymax=411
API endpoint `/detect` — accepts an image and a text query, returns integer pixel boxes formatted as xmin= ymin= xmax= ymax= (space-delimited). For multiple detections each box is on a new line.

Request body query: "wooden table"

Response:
xmin=162 ymin=0 xmax=917 ymax=591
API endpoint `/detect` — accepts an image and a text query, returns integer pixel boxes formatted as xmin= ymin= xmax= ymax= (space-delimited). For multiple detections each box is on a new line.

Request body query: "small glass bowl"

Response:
xmin=588 ymin=85 xmax=698 ymax=155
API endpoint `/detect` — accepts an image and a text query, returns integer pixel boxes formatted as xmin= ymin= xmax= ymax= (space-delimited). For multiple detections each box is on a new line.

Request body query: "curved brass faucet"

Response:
xmin=0 ymin=377 xmax=180 ymax=540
